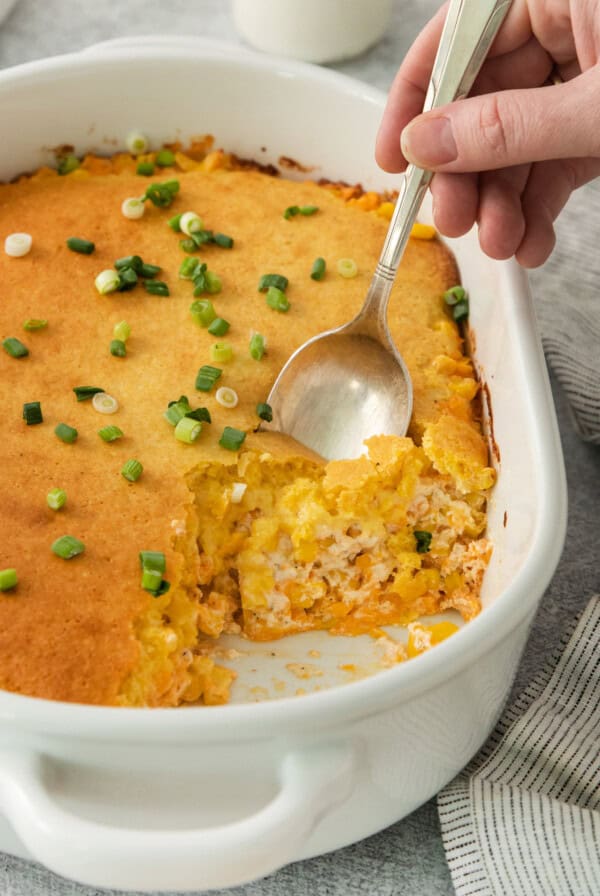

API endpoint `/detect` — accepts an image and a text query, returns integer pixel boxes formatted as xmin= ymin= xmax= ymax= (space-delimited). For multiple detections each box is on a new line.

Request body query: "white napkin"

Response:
xmin=438 ymin=595 xmax=600 ymax=896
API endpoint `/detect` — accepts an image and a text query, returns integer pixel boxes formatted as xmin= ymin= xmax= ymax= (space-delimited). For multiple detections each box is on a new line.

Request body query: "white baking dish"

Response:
xmin=0 ymin=37 xmax=567 ymax=892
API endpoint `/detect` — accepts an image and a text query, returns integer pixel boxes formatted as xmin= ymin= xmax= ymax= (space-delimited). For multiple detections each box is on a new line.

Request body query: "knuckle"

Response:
xmin=476 ymin=94 xmax=513 ymax=162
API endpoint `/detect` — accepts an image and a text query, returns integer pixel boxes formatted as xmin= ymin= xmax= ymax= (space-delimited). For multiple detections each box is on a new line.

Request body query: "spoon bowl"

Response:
xmin=263 ymin=0 xmax=512 ymax=460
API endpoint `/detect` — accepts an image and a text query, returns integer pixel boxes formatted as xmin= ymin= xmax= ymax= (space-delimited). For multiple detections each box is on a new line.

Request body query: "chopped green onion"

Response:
xmin=121 ymin=459 xmax=143 ymax=482
xmin=57 ymin=154 xmax=80 ymax=175
xmin=210 ymin=342 xmax=233 ymax=363
xmin=284 ymin=205 xmax=319 ymax=219
xmin=216 ymin=386 xmax=238 ymax=408
xmin=110 ymin=339 xmax=127 ymax=357
xmin=113 ymin=320 xmax=131 ymax=342
xmin=169 ymin=212 xmax=183 ymax=232
xmin=195 ymin=365 xmax=222 ymax=391
xmin=179 ymin=256 xmax=200 ymax=280
xmin=192 ymin=267 xmax=208 ymax=295
xmin=73 ymin=386 xmax=104 ymax=402
xmin=136 ymin=161 xmax=155 ymax=176
xmin=140 ymin=262 xmax=162 ymax=278
xmin=337 ymin=258 xmax=358 ymax=278
xmin=256 ymin=402 xmax=273 ymax=422
xmin=115 ymin=255 xmax=144 ymax=273
xmin=126 ymin=131 xmax=148 ymax=155
xmin=141 ymin=567 xmax=163 ymax=592
xmin=175 ymin=416 xmax=202 ymax=444
xmin=47 ymin=488 xmax=67 ymax=510
xmin=139 ymin=550 xmax=166 ymax=573
xmin=180 ymin=211 xmax=203 ymax=236
xmin=164 ymin=401 xmax=189 ymax=427
xmin=117 ymin=267 xmax=138 ymax=291
xmin=258 ymin=273 xmax=288 ymax=292
xmin=155 ymin=148 xmax=175 ymax=167
xmin=144 ymin=180 xmax=179 ymax=208
xmin=266 ymin=286 xmax=290 ymax=312
xmin=311 ymin=257 xmax=326 ymax=281
xmin=95 ymin=269 xmax=120 ymax=295
xmin=190 ymin=229 xmax=214 ymax=248
xmin=207 ymin=317 xmax=230 ymax=337
xmin=66 ymin=237 xmax=95 ymax=255
xmin=213 ymin=232 xmax=234 ymax=249
xmin=414 ymin=530 xmax=432 ymax=554
xmin=92 ymin=392 xmax=119 ymax=415
xmin=179 ymin=238 xmax=197 ymax=253
xmin=0 ymin=568 xmax=17 ymax=591
xmin=3 ymin=337 xmax=29 ymax=358
xmin=144 ymin=280 xmax=170 ymax=296
xmin=122 ymin=197 xmax=146 ymax=220
xmin=190 ymin=299 xmax=216 ymax=327
xmin=54 ymin=422 xmax=78 ymax=444
xmin=23 ymin=319 xmax=48 ymax=331
xmin=22 ymin=401 xmax=43 ymax=425
xmin=249 ymin=332 xmax=266 ymax=360
xmin=453 ymin=301 xmax=469 ymax=323
xmin=51 ymin=535 xmax=85 ymax=560
xmin=443 ymin=286 xmax=467 ymax=306
xmin=186 ymin=407 xmax=211 ymax=423
xmin=98 ymin=425 xmax=123 ymax=442
xmin=219 ymin=426 xmax=246 ymax=451
xmin=5 ymin=232 xmax=32 ymax=257
xmin=204 ymin=271 xmax=223 ymax=295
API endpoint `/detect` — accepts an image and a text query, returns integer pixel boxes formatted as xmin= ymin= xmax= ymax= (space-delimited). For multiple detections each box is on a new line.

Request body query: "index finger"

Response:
xmin=375 ymin=0 xmax=533 ymax=173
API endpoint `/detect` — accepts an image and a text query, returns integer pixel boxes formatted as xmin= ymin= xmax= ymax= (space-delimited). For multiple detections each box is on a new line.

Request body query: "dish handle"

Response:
xmin=0 ymin=742 xmax=357 ymax=891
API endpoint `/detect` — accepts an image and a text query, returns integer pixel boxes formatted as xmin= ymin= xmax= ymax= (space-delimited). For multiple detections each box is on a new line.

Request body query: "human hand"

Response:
xmin=376 ymin=1 xmax=600 ymax=267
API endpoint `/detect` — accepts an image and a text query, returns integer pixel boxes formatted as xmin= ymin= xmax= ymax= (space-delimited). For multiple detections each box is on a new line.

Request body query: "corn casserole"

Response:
xmin=0 ymin=139 xmax=495 ymax=706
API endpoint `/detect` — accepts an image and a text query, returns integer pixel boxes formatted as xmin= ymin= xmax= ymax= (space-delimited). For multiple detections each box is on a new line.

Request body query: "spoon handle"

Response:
xmin=373 ymin=0 xmax=512 ymax=284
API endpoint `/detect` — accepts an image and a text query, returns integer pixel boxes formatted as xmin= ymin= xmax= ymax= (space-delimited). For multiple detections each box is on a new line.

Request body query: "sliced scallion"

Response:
xmin=256 ymin=402 xmax=273 ymax=422
xmin=414 ymin=530 xmax=432 ymax=553
xmin=213 ymin=232 xmax=234 ymax=249
xmin=66 ymin=237 xmax=95 ymax=255
xmin=121 ymin=198 xmax=146 ymax=220
xmin=95 ymin=269 xmax=120 ymax=295
xmin=98 ymin=425 xmax=123 ymax=442
xmin=121 ymin=459 xmax=143 ymax=482
xmin=215 ymin=386 xmax=238 ymax=408
xmin=0 ymin=568 xmax=17 ymax=591
xmin=92 ymin=392 xmax=119 ymax=415
xmin=311 ymin=257 xmax=326 ymax=281
xmin=190 ymin=299 xmax=216 ymax=327
xmin=258 ymin=273 xmax=288 ymax=293
xmin=266 ymin=286 xmax=290 ymax=312
xmin=175 ymin=416 xmax=202 ymax=444
xmin=126 ymin=131 xmax=148 ymax=155
xmin=195 ymin=365 xmax=222 ymax=391
xmin=73 ymin=386 xmax=104 ymax=402
xmin=144 ymin=180 xmax=179 ymax=208
xmin=57 ymin=154 xmax=80 ymax=176
xmin=144 ymin=280 xmax=169 ymax=296
xmin=113 ymin=321 xmax=131 ymax=342
xmin=51 ymin=535 xmax=85 ymax=560
xmin=179 ymin=238 xmax=197 ymax=254
xmin=207 ymin=317 xmax=230 ymax=337
xmin=110 ymin=339 xmax=127 ymax=357
xmin=169 ymin=212 xmax=183 ymax=232
xmin=186 ymin=407 xmax=211 ymax=423
xmin=155 ymin=148 xmax=175 ymax=167
xmin=136 ymin=161 xmax=155 ymax=176
xmin=249 ymin=332 xmax=266 ymax=360
xmin=204 ymin=271 xmax=222 ymax=295
xmin=210 ymin=342 xmax=233 ymax=363
xmin=337 ymin=258 xmax=358 ymax=278
xmin=5 ymin=233 xmax=32 ymax=257
xmin=139 ymin=551 xmax=166 ymax=573
xmin=47 ymin=488 xmax=67 ymax=511
xmin=117 ymin=267 xmax=138 ymax=291
xmin=179 ymin=256 xmax=200 ymax=280
xmin=115 ymin=255 xmax=144 ymax=273
xmin=443 ymin=286 xmax=466 ymax=306
xmin=140 ymin=262 xmax=162 ymax=278
xmin=3 ymin=337 xmax=29 ymax=358
xmin=219 ymin=426 xmax=246 ymax=451
xmin=22 ymin=401 xmax=43 ymax=425
xmin=180 ymin=211 xmax=203 ymax=236
xmin=54 ymin=422 xmax=78 ymax=444
xmin=23 ymin=319 xmax=48 ymax=331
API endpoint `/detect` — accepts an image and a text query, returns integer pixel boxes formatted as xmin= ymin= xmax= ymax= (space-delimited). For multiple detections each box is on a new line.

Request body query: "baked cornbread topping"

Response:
xmin=0 ymin=138 xmax=494 ymax=706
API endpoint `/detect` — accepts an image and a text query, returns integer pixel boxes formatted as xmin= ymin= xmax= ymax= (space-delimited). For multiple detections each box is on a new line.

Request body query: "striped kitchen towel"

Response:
xmin=530 ymin=177 xmax=600 ymax=445
xmin=438 ymin=595 xmax=600 ymax=896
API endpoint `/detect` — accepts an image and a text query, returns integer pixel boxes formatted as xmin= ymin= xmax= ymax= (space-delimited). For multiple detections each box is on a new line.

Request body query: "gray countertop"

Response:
xmin=0 ymin=2 xmax=598 ymax=895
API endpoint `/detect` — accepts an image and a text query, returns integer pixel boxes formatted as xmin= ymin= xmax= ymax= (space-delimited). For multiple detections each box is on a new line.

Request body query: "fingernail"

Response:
xmin=401 ymin=115 xmax=457 ymax=167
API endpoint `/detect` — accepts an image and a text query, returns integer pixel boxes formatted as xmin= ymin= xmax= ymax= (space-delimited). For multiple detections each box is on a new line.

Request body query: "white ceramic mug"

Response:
xmin=231 ymin=0 xmax=393 ymax=63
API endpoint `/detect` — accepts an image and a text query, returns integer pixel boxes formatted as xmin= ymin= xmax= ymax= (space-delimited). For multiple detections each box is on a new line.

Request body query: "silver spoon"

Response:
xmin=263 ymin=0 xmax=512 ymax=460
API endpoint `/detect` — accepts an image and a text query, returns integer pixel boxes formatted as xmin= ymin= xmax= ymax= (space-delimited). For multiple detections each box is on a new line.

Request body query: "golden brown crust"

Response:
xmin=0 ymin=163 xmax=485 ymax=704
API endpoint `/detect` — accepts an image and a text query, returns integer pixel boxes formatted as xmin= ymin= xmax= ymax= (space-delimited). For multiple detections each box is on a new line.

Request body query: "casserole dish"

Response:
xmin=0 ymin=36 xmax=567 ymax=892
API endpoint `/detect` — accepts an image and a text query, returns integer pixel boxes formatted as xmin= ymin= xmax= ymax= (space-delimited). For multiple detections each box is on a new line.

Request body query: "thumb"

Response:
xmin=400 ymin=74 xmax=598 ymax=172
